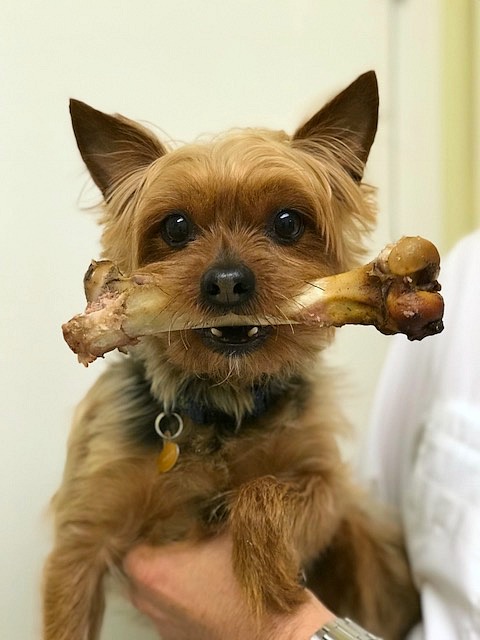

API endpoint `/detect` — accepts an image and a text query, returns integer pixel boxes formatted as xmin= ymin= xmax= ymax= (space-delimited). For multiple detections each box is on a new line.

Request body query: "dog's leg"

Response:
xmin=42 ymin=460 xmax=151 ymax=640
xmin=42 ymin=363 xmax=156 ymax=640
xmin=228 ymin=474 xmax=419 ymax=639
xmin=228 ymin=474 xmax=343 ymax=616
xmin=305 ymin=505 xmax=421 ymax=640
xmin=43 ymin=539 xmax=107 ymax=640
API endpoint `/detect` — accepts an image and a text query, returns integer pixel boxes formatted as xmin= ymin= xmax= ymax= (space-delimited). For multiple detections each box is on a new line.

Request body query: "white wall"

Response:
xmin=0 ymin=2 xmax=442 ymax=638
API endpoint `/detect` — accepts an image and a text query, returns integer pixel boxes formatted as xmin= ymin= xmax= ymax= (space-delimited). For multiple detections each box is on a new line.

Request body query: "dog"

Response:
xmin=43 ymin=71 xmax=420 ymax=639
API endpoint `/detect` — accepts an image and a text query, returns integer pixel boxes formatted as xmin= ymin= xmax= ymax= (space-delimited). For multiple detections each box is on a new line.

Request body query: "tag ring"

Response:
xmin=154 ymin=412 xmax=184 ymax=440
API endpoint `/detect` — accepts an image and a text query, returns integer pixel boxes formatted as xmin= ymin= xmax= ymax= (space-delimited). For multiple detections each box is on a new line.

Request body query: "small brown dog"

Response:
xmin=43 ymin=72 xmax=420 ymax=639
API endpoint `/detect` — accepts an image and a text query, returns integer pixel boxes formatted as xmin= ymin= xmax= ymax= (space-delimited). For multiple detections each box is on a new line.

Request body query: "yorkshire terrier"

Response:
xmin=43 ymin=71 xmax=420 ymax=639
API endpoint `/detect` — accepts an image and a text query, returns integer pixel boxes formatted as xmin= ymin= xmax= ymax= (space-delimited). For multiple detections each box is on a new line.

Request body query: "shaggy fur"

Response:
xmin=43 ymin=71 xmax=420 ymax=640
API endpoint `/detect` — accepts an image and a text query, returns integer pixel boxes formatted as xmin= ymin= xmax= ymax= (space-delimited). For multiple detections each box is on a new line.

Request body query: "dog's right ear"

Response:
xmin=69 ymin=100 xmax=167 ymax=198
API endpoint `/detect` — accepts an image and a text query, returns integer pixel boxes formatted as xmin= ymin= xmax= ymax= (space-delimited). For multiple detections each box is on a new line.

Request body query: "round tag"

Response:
xmin=157 ymin=441 xmax=180 ymax=473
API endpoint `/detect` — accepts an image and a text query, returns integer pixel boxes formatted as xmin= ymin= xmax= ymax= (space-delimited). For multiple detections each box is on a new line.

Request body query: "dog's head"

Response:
xmin=70 ymin=72 xmax=378 ymax=394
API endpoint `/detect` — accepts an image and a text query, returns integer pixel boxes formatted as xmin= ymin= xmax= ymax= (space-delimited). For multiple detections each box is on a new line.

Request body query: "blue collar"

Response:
xmin=178 ymin=383 xmax=280 ymax=431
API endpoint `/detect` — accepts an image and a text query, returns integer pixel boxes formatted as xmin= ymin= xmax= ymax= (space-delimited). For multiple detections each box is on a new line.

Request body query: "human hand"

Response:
xmin=124 ymin=534 xmax=334 ymax=640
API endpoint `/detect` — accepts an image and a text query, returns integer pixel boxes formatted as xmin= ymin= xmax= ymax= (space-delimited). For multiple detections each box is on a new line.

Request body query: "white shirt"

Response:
xmin=366 ymin=231 xmax=480 ymax=639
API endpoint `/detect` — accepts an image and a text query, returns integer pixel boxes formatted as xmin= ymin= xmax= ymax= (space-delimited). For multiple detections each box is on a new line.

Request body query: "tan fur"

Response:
xmin=44 ymin=73 xmax=420 ymax=640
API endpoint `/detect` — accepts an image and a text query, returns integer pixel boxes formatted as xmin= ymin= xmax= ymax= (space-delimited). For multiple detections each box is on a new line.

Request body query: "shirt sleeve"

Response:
xmin=403 ymin=401 xmax=480 ymax=639
xmin=364 ymin=230 xmax=480 ymax=639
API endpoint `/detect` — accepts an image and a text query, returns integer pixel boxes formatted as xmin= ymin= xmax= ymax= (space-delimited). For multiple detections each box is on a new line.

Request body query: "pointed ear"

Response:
xmin=293 ymin=71 xmax=379 ymax=181
xmin=69 ymin=100 xmax=167 ymax=197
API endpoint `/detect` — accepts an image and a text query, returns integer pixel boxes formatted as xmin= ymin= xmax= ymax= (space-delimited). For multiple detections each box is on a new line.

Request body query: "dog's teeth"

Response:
xmin=247 ymin=326 xmax=259 ymax=337
xmin=210 ymin=327 xmax=223 ymax=337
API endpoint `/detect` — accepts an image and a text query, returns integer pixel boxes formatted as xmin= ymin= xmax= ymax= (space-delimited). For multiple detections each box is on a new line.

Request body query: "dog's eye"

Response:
xmin=271 ymin=209 xmax=305 ymax=243
xmin=160 ymin=212 xmax=195 ymax=248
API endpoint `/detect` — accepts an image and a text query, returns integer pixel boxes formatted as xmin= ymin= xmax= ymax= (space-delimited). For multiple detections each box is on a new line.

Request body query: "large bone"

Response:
xmin=63 ymin=236 xmax=444 ymax=366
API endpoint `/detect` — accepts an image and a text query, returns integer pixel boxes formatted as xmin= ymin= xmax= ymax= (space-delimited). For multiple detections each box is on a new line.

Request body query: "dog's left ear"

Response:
xmin=293 ymin=71 xmax=379 ymax=181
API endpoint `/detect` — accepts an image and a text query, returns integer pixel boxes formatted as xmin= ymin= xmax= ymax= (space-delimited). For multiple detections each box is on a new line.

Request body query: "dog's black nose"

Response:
xmin=201 ymin=264 xmax=256 ymax=311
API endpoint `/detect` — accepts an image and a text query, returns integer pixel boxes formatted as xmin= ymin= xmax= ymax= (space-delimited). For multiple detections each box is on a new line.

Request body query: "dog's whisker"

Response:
xmin=303 ymin=280 xmax=326 ymax=292
xmin=269 ymin=292 xmax=305 ymax=324
xmin=180 ymin=329 xmax=190 ymax=351
xmin=211 ymin=360 xmax=236 ymax=387
xmin=277 ymin=290 xmax=308 ymax=313
xmin=274 ymin=304 xmax=295 ymax=334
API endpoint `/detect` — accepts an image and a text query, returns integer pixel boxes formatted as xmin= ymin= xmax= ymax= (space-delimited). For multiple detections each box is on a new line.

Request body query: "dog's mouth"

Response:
xmin=195 ymin=324 xmax=273 ymax=355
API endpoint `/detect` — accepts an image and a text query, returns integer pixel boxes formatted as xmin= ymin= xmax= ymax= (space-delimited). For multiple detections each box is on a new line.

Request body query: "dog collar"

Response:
xmin=126 ymin=359 xmax=305 ymax=447
xmin=177 ymin=384 xmax=279 ymax=431
xmin=153 ymin=385 xmax=281 ymax=473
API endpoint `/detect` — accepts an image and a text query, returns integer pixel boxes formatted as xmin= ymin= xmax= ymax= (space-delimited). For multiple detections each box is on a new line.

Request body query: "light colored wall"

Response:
xmin=329 ymin=0 xmax=444 ymax=443
xmin=0 ymin=1 xmax=446 ymax=638
xmin=441 ymin=0 xmax=478 ymax=248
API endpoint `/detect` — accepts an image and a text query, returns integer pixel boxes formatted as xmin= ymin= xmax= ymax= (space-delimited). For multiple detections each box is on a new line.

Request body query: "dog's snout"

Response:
xmin=200 ymin=264 xmax=255 ymax=311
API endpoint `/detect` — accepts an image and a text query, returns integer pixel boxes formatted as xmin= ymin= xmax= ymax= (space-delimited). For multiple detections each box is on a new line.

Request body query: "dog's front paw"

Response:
xmin=229 ymin=476 xmax=308 ymax=615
